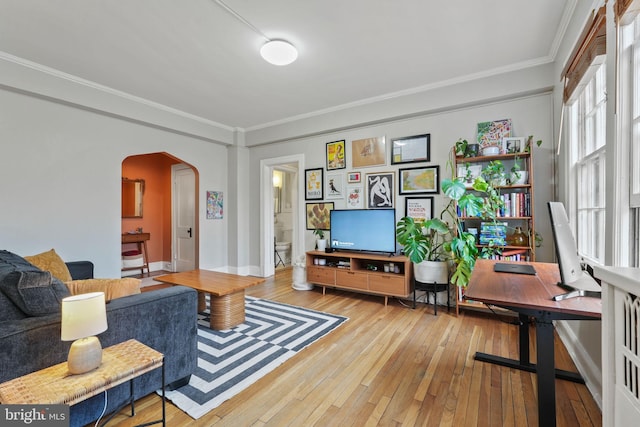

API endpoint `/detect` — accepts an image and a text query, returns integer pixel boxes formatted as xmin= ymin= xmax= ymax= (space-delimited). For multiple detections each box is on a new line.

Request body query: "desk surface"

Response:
xmin=465 ymin=259 xmax=601 ymax=319
xmin=155 ymin=269 xmax=265 ymax=296
xmin=0 ymin=339 xmax=163 ymax=405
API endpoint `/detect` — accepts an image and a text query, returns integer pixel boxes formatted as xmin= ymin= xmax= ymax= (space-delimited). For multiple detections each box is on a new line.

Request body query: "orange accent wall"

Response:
xmin=122 ymin=153 xmax=179 ymax=264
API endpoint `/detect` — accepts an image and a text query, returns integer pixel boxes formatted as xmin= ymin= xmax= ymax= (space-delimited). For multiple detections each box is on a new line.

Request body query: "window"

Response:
xmin=568 ymin=64 xmax=607 ymax=264
xmin=620 ymin=11 xmax=640 ymax=266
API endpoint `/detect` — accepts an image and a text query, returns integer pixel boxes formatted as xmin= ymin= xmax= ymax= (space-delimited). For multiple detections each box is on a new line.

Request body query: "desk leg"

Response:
xmin=536 ymin=319 xmax=556 ymax=427
xmin=518 ymin=313 xmax=530 ymax=365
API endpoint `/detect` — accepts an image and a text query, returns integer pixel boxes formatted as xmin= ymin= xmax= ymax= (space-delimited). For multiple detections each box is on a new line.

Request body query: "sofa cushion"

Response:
xmin=24 ymin=248 xmax=73 ymax=283
xmin=66 ymin=278 xmax=141 ymax=302
xmin=0 ymin=287 xmax=27 ymax=322
xmin=0 ymin=270 xmax=70 ymax=316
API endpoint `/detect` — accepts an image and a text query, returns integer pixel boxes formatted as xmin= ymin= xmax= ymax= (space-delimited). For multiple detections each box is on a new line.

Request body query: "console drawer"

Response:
xmin=336 ymin=270 xmax=368 ymax=290
xmin=307 ymin=266 xmax=335 ymax=285
xmin=369 ymin=274 xmax=407 ymax=295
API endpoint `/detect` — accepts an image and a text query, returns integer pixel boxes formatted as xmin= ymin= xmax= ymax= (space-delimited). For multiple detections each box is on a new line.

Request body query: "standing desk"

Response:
xmin=464 ymin=259 xmax=601 ymax=427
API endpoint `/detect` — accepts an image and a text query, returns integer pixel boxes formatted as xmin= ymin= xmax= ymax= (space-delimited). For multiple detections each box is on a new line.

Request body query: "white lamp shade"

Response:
xmin=61 ymin=292 xmax=108 ymax=341
xmin=260 ymin=40 xmax=298 ymax=66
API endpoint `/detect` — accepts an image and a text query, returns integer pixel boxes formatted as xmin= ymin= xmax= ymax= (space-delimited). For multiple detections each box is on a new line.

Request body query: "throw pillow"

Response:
xmin=65 ymin=278 xmax=141 ymax=302
xmin=24 ymin=248 xmax=73 ymax=283
xmin=0 ymin=270 xmax=69 ymax=316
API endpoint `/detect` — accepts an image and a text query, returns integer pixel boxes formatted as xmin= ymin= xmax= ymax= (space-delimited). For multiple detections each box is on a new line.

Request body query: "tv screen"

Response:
xmin=330 ymin=209 xmax=397 ymax=254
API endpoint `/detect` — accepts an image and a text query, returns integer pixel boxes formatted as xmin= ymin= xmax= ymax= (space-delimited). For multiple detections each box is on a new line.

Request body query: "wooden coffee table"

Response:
xmin=154 ymin=270 xmax=265 ymax=330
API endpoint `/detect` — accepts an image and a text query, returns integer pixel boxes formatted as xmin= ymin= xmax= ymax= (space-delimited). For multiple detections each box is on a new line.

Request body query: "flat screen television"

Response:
xmin=330 ymin=209 xmax=397 ymax=254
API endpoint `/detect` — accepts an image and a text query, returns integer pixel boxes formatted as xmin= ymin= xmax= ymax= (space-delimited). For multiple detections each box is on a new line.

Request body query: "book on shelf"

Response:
xmin=487 ymin=248 xmax=529 ymax=261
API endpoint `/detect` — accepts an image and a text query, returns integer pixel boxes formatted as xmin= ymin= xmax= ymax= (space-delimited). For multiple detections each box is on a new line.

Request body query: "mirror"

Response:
xmin=122 ymin=178 xmax=144 ymax=218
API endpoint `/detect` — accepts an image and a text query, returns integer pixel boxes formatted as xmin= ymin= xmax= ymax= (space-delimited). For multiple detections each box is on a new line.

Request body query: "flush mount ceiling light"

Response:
xmin=260 ymin=40 xmax=298 ymax=66
xmin=214 ymin=0 xmax=298 ymax=66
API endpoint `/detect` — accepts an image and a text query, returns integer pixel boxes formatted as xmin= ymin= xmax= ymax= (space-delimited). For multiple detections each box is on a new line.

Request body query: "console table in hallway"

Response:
xmin=122 ymin=232 xmax=150 ymax=275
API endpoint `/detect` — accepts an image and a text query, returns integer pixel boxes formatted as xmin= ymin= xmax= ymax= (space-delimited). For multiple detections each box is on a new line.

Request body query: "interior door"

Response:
xmin=173 ymin=165 xmax=196 ymax=271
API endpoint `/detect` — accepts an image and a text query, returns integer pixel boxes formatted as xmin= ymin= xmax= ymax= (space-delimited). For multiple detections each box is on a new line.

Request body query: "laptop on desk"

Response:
xmin=493 ymin=262 xmax=536 ymax=275
xmin=548 ymin=202 xmax=601 ymax=301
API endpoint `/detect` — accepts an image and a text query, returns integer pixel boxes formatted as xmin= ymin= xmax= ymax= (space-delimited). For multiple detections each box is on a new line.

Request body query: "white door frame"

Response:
xmin=260 ymin=154 xmax=304 ymax=277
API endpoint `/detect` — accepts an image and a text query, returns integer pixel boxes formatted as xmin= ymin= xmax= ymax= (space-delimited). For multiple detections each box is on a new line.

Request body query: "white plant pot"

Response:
xmin=510 ymin=171 xmax=528 ymax=185
xmin=414 ymin=260 xmax=449 ymax=284
xmin=316 ymin=239 xmax=327 ymax=251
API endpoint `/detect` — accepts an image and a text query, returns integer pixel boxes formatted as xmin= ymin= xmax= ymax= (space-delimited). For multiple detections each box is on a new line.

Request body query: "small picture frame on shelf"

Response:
xmin=503 ymin=137 xmax=525 ymax=154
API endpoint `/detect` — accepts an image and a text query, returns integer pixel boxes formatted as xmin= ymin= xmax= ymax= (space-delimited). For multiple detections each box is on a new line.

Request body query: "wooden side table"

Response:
xmin=122 ymin=232 xmax=151 ymax=275
xmin=0 ymin=339 xmax=165 ymax=427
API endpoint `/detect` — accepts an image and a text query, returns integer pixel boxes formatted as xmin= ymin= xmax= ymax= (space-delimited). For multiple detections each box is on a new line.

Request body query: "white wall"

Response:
xmin=248 ymin=92 xmax=555 ymax=269
xmin=0 ymin=87 xmax=229 ymax=277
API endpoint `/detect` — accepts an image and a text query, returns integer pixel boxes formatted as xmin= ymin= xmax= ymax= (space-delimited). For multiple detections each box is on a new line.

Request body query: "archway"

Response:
xmin=121 ymin=152 xmax=199 ymax=276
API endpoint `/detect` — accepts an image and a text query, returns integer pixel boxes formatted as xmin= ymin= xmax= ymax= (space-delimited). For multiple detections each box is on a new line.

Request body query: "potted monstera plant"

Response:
xmin=396 ymin=216 xmax=450 ymax=285
xmin=440 ymin=168 xmax=504 ymax=287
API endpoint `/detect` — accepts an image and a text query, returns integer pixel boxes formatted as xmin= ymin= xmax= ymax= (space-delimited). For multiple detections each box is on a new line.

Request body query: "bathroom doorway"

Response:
xmin=273 ymin=164 xmax=297 ymax=268
xmin=260 ymin=155 xmax=304 ymax=277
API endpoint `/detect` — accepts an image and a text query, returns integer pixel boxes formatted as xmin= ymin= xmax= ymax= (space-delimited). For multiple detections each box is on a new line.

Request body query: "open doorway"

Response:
xmin=121 ymin=153 xmax=198 ymax=276
xmin=260 ymin=155 xmax=304 ymax=277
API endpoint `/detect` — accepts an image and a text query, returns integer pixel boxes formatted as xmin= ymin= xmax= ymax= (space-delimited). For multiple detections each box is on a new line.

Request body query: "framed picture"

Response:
xmin=399 ymin=165 xmax=440 ymax=195
xmin=366 ymin=172 xmax=394 ymax=209
xmin=477 ymin=119 xmax=512 ymax=151
xmin=346 ymin=185 xmax=364 ymax=209
xmin=305 ymin=202 xmax=334 ymax=230
xmin=391 ymin=133 xmax=430 ymax=164
xmin=326 ymin=172 xmax=345 ymax=200
xmin=404 ymin=197 xmax=433 ymax=222
xmin=352 ymin=136 xmax=386 ymax=168
xmin=206 ymin=191 xmax=223 ymax=219
xmin=503 ymin=136 xmax=526 ymax=154
xmin=457 ymin=164 xmax=482 ymax=188
xmin=305 ymin=168 xmax=324 ymax=200
xmin=326 ymin=140 xmax=346 ymax=170
xmin=347 ymin=171 xmax=361 ymax=183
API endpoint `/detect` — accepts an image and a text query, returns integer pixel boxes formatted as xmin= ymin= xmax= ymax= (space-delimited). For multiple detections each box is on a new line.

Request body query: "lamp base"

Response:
xmin=67 ymin=336 xmax=103 ymax=374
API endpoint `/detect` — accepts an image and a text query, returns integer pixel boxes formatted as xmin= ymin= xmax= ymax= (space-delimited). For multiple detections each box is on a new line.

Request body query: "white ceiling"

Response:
xmin=0 ymin=0 xmax=571 ymax=131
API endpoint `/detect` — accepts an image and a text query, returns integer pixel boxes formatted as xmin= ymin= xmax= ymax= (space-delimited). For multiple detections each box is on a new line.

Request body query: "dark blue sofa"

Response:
xmin=0 ymin=250 xmax=198 ymax=426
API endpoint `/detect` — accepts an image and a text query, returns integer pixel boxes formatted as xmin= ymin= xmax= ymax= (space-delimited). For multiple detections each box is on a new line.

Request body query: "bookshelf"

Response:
xmin=454 ymin=150 xmax=535 ymax=314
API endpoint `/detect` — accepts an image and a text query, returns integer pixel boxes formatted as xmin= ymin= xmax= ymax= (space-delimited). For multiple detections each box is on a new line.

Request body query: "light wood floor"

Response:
xmin=105 ymin=267 xmax=602 ymax=427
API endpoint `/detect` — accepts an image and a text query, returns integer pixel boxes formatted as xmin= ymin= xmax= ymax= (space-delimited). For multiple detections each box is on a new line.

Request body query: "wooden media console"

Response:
xmin=306 ymin=250 xmax=412 ymax=305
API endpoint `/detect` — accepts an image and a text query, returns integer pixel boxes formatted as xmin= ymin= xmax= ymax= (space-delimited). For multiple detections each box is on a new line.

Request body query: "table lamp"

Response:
xmin=61 ymin=292 xmax=108 ymax=374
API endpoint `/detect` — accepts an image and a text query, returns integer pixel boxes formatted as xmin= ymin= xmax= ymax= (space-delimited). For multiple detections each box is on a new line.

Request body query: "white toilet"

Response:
xmin=275 ymin=241 xmax=291 ymax=265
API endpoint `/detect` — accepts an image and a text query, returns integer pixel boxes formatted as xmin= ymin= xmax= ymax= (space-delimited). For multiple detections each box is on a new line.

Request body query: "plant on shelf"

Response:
xmin=313 ymin=228 xmax=327 ymax=251
xmin=395 ymin=216 xmax=450 ymax=284
xmin=482 ymin=160 xmax=507 ymax=187
xmin=509 ymin=156 xmax=528 ymax=185
xmin=454 ymin=138 xmax=468 ymax=157
xmin=524 ymin=135 xmax=543 ymax=152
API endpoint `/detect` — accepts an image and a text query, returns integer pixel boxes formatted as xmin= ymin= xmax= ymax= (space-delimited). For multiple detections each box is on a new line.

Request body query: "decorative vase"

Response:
xmin=510 ymin=227 xmax=528 ymax=247
xmin=316 ymin=239 xmax=327 ymax=251
xmin=465 ymin=143 xmax=480 ymax=157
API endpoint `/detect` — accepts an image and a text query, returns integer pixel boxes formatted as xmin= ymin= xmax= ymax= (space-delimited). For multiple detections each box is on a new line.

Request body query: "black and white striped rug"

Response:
xmin=163 ymin=296 xmax=348 ymax=419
